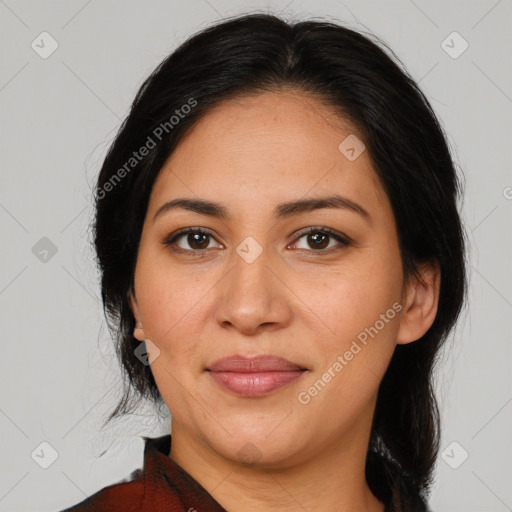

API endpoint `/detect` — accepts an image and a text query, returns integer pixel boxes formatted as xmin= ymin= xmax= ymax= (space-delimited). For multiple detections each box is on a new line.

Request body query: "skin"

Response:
xmin=130 ymin=89 xmax=440 ymax=512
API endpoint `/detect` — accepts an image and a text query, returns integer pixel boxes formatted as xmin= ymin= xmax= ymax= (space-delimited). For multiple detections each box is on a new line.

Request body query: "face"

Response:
xmin=130 ymin=89 xmax=414 ymax=467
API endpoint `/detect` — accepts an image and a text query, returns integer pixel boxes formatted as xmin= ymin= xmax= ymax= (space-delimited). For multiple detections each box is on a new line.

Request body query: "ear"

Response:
xmin=128 ymin=289 xmax=146 ymax=342
xmin=396 ymin=261 xmax=441 ymax=345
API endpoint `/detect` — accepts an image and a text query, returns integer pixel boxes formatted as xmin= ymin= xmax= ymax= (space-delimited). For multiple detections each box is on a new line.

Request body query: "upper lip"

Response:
xmin=206 ymin=354 xmax=307 ymax=372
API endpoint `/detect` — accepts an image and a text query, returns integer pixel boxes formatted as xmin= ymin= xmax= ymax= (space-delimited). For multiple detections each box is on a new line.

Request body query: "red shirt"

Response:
xmin=60 ymin=435 xmax=227 ymax=512
xmin=59 ymin=435 xmax=430 ymax=512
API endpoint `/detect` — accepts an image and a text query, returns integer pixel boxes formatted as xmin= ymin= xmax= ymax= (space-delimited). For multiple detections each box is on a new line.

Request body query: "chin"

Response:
xmin=205 ymin=427 xmax=303 ymax=468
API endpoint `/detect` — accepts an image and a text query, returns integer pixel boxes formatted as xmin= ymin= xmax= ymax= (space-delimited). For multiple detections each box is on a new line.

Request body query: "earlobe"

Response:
xmin=128 ymin=290 xmax=146 ymax=342
xmin=133 ymin=321 xmax=145 ymax=341
xmin=396 ymin=261 xmax=441 ymax=345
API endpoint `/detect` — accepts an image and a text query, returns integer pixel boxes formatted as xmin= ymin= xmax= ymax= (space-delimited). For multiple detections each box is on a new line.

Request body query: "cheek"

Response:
xmin=133 ymin=253 xmax=207 ymax=411
xmin=308 ymin=254 xmax=402 ymax=342
xmin=301 ymin=273 xmax=401 ymax=419
xmin=133 ymin=242 xmax=213 ymax=342
xmin=299 ymin=250 xmax=403 ymax=403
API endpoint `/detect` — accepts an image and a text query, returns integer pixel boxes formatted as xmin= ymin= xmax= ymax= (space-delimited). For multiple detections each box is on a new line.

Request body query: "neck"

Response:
xmin=168 ymin=406 xmax=385 ymax=512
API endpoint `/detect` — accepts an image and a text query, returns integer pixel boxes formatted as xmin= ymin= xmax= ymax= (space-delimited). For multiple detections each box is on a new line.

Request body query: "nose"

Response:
xmin=214 ymin=243 xmax=292 ymax=336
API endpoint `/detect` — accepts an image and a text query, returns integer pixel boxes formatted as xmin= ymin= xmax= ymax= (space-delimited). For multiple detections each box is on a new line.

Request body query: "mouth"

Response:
xmin=205 ymin=354 xmax=308 ymax=397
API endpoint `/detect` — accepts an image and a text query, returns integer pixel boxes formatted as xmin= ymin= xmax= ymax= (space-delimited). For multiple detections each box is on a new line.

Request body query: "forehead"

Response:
xmin=148 ymin=90 xmax=389 ymax=218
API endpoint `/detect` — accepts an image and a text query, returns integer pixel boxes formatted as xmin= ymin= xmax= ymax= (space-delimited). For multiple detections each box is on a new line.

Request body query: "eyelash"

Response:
xmin=162 ymin=226 xmax=352 ymax=256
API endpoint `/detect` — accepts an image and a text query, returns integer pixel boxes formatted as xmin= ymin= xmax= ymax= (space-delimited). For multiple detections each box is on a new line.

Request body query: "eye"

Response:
xmin=162 ymin=226 xmax=351 ymax=256
xmin=163 ymin=227 xmax=223 ymax=254
xmin=290 ymin=227 xmax=352 ymax=253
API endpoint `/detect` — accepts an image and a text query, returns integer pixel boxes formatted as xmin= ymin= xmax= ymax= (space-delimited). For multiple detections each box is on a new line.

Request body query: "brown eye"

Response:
xmin=183 ymin=232 xmax=210 ymax=250
xmin=292 ymin=227 xmax=351 ymax=252
xmin=306 ymin=232 xmax=329 ymax=250
xmin=163 ymin=227 xmax=223 ymax=254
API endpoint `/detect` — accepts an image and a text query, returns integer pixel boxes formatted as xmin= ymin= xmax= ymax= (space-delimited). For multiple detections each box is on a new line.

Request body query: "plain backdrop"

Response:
xmin=0 ymin=1 xmax=511 ymax=511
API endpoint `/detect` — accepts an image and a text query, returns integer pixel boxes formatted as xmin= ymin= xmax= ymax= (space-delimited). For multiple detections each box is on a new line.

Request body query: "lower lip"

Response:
xmin=207 ymin=370 xmax=305 ymax=397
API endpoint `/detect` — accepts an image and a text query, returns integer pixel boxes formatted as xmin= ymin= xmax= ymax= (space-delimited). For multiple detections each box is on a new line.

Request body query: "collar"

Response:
xmin=140 ymin=434 xmax=227 ymax=511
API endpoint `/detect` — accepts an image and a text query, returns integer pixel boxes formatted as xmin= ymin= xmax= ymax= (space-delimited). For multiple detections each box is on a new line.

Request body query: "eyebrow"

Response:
xmin=153 ymin=194 xmax=372 ymax=225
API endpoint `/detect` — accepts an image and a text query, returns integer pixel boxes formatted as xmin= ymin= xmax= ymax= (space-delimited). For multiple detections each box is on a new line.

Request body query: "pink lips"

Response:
xmin=206 ymin=355 xmax=307 ymax=397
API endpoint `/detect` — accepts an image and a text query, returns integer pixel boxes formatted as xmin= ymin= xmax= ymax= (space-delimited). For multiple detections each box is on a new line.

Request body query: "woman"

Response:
xmin=61 ymin=12 xmax=467 ymax=512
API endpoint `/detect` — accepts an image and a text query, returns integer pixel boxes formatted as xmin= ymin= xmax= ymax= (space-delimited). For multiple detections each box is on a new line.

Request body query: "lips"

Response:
xmin=207 ymin=355 xmax=305 ymax=372
xmin=206 ymin=355 xmax=307 ymax=397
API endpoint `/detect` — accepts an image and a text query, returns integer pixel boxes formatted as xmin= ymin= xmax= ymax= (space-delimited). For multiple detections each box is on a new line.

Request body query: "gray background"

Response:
xmin=0 ymin=1 xmax=511 ymax=511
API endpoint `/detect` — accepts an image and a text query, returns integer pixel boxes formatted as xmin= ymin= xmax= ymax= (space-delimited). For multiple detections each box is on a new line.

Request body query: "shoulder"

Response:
xmin=58 ymin=435 xmax=206 ymax=512
xmin=59 ymin=469 xmax=144 ymax=512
